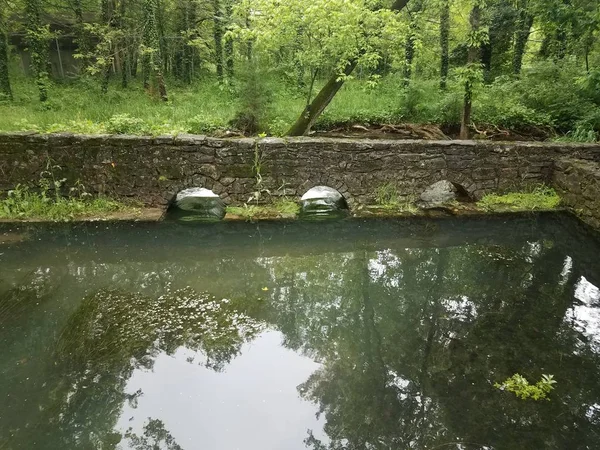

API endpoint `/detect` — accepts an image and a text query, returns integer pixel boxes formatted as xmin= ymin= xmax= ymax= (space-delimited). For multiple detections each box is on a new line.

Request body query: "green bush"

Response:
xmin=105 ymin=114 xmax=149 ymax=134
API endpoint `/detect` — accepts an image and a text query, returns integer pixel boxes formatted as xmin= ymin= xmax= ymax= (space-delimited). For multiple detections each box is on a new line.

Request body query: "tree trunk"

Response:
xmin=404 ymin=30 xmax=416 ymax=86
xmin=286 ymin=59 xmax=358 ymax=136
xmin=439 ymin=0 xmax=450 ymax=90
xmin=72 ymin=0 xmax=90 ymax=71
xmin=142 ymin=0 xmax=167 ymax=100
xmin=403 ymin=0 xmax=422 ymax=86
xmin=213 ymin=0 xmax=223 ymax=80
xmin=225 ymin=3 xmax=234 ymax=79
xmin=120 ymin=0 xmax=128 ymax=88
xmin=480 ymin=40 xmax=492 ymax=83
xmin=100 ymin=0 xmax=116 ymax=94
xmin=25 ymin=0 xmax=49 ymax=102
xmin=286 ymin=0 xmax=411 ymax=136
xmin=512 ymin=12 xmax=533 ymax=75
xmin=460 ymin=3 xmax=481 ymax=140
xmin=245 ymin=15 xmax=253 ymax=61
xmin=0 ymin=24 xmax=12 ymax=100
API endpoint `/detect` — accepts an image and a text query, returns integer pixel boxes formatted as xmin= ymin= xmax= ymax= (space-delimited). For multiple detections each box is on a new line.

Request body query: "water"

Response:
xmin=1 ymin=213 xmax=600 ymax=450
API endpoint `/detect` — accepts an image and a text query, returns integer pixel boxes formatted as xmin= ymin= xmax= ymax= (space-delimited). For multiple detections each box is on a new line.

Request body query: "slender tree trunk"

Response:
xmin=0 ymin=21 xmax=12 ymax=100
xmin=156 ymin=0 xmax=167 ymax=73
xmin=213 ymin=0 xmax=223 ymax=80
xmin=100 ymin=0 xmax=115 ymax=94
xmin=25 ymin=0 xmax=49 ymax=102
xmin=72 ymin=0 xmax=90 ymax=71
xmin=439 ymin=0 xmax=450 ymax=90
xmin=460 ymin=3 xmax=481 ymax=140
xmin=245 ymin=15 xmax=253 ymax=61
xmin=120 ymin=0 xmax=128 ymax=88
xmin=480 ymin=39 xmax=492 ymax=83
xmin=225 ymin=3 xmax=234 ymax=79
xmin=286 ymin=0 xmax=411 ymax=136
xmin=404 ymin=30 xmax=416 ymax=86
xmin=143 ymin=0 xmax=167 ymax=100
xmin=513 ymin=12 xmax=533 ymax=75
xmin=404 ymin=0 xmax=423 ymax=86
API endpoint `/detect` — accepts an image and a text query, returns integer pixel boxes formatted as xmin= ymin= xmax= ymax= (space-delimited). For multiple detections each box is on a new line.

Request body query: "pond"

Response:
xmin=1 ymin=213 xmax=600 ymax=450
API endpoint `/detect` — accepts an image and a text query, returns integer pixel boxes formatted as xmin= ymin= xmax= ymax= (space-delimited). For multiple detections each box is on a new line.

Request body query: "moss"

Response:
xmin=477 ymin=186 xmax=561 ymax=211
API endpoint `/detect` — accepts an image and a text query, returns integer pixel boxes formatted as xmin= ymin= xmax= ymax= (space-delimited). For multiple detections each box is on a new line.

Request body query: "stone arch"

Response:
xmin=167 ymin=187 xmax=226 ymax=221
xmin=445 ymin=173 xmax=476 ymax=201
xmin=300 ymin=186 xmax=349 ymax=210
xmin=299 ymin=179 xmax=353 ymax=207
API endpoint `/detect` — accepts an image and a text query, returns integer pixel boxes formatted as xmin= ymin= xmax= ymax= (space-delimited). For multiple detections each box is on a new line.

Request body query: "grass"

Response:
xmin=374 ymin=183 xmax=419 ymax=213
xmin=1 ymin=64 xmax=597 ymax=141
xmin=0 ymin=184 xmax=138 ymax=221
xmin=477 ymin=185 xmax=561 ymax=212
xmin=0 ymin=73 xmax=411 ymax=136
xmin=227 ymin=199 xmax=300 ymax=220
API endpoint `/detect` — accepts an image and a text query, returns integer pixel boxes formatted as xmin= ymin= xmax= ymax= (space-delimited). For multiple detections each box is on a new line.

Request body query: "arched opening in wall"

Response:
xmin=167 ymin=187 xmax=226 ymax=222
xmin=451 ymin=181 xmax=473 ymax=203
xmin=299 ymin=186 xmax=349 ymax=220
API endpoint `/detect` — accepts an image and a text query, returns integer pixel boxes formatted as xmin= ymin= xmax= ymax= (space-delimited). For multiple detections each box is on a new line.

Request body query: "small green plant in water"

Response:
xmin=495 ymin=374 xmax=557 ymax=401
xmin=376 ymin=183 xmax=400 ymax=208
xmin=374 ymin=183 xmax=418 ymax=213
xmin=477 ymin=185 xmax=561 ymax=211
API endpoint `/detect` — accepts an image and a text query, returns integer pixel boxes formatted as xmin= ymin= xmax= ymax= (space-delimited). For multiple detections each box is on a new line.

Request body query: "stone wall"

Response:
xmin=1 ymin=132 xmax=600 ymax=208
xmin=553 ymin=158 xmax=600 ymax=230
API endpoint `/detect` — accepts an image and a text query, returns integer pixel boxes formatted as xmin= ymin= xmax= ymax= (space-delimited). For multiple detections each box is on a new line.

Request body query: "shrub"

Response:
xmin=105 ymin=114 xmax=149 ymax=135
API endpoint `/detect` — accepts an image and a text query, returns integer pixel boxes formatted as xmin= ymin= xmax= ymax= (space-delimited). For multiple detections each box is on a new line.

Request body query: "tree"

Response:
xmin=439 ymin=0 xmax=450 ymax=89
xmin=513 ymin=0 xmax=533 ymax=75
xmin=142 ymin=0 xmax=168 ymax=100
xmin=234 ymin=0 xmax=410 ymax=136
xmin=213 ymin=0 xmax=224 ymax=80
xmin=459 ymin=0 xmax=486 ymax=139
xmin=0 ymin=6 xmax=13 ymax=100
xmin=24 ymin=0 xmax=50 ymax=102
xmin=404 ymin=0 xmax=424 ymax=86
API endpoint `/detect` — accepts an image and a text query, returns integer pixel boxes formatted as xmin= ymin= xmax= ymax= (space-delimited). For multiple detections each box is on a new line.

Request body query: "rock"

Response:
xmin=172 ymin=187 xmax=225 ymax=221
xmin=300 ymin=186 xmax=348 ymax=220
xmin=417 ymin=180 xmax=459 ymax=209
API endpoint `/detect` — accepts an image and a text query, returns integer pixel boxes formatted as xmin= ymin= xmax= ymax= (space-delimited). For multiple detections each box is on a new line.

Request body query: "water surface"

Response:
xmin=1 ymin=214 xmax=600 ymax=449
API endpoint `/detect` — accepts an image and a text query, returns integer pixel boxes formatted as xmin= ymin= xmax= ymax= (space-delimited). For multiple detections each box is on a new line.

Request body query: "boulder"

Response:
xmin=417 ymin=180 xmax=459 ymax=209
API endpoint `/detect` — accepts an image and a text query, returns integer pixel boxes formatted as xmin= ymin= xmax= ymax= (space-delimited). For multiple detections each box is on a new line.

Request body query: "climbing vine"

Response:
xmin=141 ymin=0 xmax=168 ymax=100
xmin=24 ymin=0 xmax=51 ymax=102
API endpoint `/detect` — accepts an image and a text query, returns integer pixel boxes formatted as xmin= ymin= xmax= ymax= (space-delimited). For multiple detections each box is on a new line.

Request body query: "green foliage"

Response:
xmin=373 ymin=183 xmax=418 ymax=213
xmin=0 ymin=0 xmax=599 ymax=142
xmin=494 ymin=374 xmax=557 ymax=401
xmin=0 ymin=182 xmax=135 ymax=221
xmin=105 ymin=113 xmax=149 ymax=134
xmin=477 ymin=186 xmax=561 ymax=211
xmin=229 ymin=64 xmax=273 ymax=134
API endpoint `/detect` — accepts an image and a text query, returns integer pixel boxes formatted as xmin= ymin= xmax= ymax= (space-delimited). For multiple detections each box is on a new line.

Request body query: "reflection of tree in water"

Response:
xmin=125 ymin=418 xmax=183 ymax=450
xmin=260 ymin=242 xmax=600 ymax=449
xmin=26 ymin=285 xmax=263 ymax=449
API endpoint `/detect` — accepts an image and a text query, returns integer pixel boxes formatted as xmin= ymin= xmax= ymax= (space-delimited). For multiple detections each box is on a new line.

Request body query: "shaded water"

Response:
xmin=1 ymin=213 xmax=600 ymax=450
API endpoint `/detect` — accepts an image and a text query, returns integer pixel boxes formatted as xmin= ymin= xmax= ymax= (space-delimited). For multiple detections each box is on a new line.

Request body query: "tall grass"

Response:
xmin=0 ymin=60 xmax=598 ymax=141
